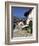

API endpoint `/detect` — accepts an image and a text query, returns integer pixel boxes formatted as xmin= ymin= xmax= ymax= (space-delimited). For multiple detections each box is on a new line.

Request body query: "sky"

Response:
xmin=11 ymin=7 xmax=33 ymax=19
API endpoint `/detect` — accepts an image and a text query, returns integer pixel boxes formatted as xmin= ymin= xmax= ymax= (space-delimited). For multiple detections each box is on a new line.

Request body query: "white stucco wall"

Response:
xmin=26 ymin=9 xmax=33 ymax=24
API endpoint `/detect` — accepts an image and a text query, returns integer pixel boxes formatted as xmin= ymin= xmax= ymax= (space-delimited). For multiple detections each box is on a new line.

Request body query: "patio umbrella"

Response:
xmin=24 ymin=7 xmax=33 ymax=19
